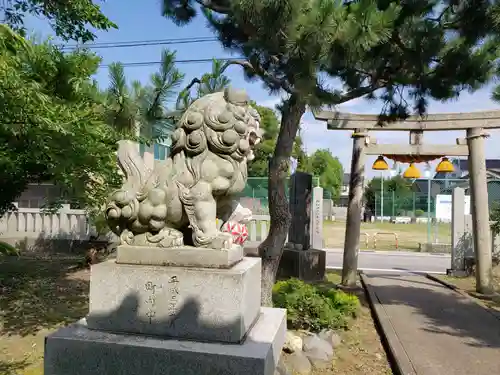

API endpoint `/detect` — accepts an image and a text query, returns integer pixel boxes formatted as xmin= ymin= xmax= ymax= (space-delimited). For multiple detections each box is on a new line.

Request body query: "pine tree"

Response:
xmin=105 ymin=49 xmax=184 ymax=141
xmin=163 ymin=0 xmax=500 ymax=302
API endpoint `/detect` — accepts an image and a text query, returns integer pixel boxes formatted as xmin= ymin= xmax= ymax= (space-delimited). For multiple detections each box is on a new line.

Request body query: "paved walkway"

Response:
xmin=362 ymin=272 xmax=500 ymax=375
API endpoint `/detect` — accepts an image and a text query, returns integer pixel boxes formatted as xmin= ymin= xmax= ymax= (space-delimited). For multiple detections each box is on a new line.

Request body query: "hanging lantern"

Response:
xmin=372 ymin=156 xmax=389 ymax=170
xmin=436 ymin=157 xmax=454 ymax=173
xmin=403 ymin=163 xmax=421 ymax=179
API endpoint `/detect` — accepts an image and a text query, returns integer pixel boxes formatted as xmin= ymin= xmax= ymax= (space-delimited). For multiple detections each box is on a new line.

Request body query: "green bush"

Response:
xmin=490 ymin=202 xmax=500 ymax=235
xmin=415 ymin=209 xmax=425 ymax=217
xmin=0 ymin=241 xmax=19 ymax=256
xmin=272 ymin=278 xmax=360 ymax=332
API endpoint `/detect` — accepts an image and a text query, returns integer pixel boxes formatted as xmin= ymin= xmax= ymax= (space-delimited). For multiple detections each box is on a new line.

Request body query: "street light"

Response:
xmin=372 ymin=156 xmax=389 ymax=221
xmin=389 ymin=162 xmax=398 ymax=177
xmin=424 ymin=163 xmax=432 ymax=246
xmin=381 ymin=162 xmax=399 ymax=221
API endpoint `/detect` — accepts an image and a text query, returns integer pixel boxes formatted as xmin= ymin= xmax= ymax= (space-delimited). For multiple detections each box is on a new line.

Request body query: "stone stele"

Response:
xmin=44 ymin=87 xmax=286 ymax=375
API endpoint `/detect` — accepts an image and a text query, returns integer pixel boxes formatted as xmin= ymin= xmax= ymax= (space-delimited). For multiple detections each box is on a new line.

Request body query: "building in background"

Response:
xmin=412 ymin=158 xmax=500 ymax=211
xmin=337 ymin=173 xmax=351 ymax=207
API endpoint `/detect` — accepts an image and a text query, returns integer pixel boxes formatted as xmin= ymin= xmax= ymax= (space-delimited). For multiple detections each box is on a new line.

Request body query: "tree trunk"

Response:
xmin=258 ymin=95 xmax=306 ymax=306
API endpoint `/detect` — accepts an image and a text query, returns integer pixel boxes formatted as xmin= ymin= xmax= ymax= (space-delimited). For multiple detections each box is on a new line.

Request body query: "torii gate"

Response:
xmin=313 ymin=109 xmax=500 ymax=292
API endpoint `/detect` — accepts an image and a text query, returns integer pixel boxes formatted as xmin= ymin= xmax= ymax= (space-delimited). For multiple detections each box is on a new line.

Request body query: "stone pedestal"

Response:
xmin=86 ymin=256 xmax=261 ymax=343
xmin=278 ymin=247 xmax=326 ymax=281
xmin=44 ymin=246 xmax=286 ymax=375
xmin=45 ymin=308 xmax=285 ymax=375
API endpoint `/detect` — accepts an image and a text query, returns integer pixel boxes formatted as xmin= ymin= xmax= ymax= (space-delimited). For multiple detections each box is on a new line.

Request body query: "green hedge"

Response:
xmin=272 ymin=278 xmax=359 ymax=332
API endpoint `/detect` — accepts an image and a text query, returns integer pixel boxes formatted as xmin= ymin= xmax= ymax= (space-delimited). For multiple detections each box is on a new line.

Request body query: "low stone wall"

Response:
xmin=418 ymin=243 xmax=452 ymax=253
xmin=331 ymin=206 xmax=348 ymax=220
xmin=418 ymin=233 xmax=500 ymax=254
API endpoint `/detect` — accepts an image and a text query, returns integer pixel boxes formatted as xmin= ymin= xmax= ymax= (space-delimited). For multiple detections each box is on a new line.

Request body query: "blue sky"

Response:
xmin=25 ymin=0 xmax=500 ymax=177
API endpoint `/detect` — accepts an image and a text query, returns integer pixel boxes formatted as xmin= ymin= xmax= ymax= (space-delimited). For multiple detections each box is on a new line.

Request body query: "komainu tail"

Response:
xmin=116 ymin=140 xmax=151 ymax=192
xmin=106 ymin=141 xmax=153 ymax=235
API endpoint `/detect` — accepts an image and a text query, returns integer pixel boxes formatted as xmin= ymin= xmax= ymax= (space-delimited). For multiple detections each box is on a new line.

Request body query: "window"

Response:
xmin=154 ymin=143 xmax=167 ymax=160
xmin=139 ymin=143 xmax=146 ymax=157
xmin=153 ymin=138 xmax=171 ymax=160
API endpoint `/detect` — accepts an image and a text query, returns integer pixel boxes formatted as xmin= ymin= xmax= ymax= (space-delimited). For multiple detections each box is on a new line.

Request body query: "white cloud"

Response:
xmin=256 ymin=94 xmax=289 ymax=110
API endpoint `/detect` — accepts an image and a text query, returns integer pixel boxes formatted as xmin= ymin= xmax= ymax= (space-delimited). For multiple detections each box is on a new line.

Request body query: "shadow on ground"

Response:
xmin=0 ymin=256 xmax=89 ymax=337
xmin=365 ymin=273 xmax=500 ymax=349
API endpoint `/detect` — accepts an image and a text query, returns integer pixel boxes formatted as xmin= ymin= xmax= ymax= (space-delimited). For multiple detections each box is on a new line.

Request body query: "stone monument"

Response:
xmin=44 ymin=88 xmax=286 ymax=375
xmin=287 ymin=172 xmax=313 ymax=249
xmin=279 ymin=172 xmax=326 ymax=281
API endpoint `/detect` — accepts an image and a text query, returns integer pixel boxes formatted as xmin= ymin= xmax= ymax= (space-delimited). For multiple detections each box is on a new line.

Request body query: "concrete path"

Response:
xmin=362 ymin=272 xmax=500 ymax=375
xmin=244 ymin=245 xmax=451 ymax=274
xmin=325 ymin=249 xmax=450 ymax=274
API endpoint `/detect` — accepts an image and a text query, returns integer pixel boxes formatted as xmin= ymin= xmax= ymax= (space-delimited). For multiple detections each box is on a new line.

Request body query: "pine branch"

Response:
xmin=220 ymin=59 xmax=296 ymax=94
xmin=184 ymin=77 xmax=201 ymax=91
xmin=337 ymin=83 xmax=385 ymax=104
xmin=194 ymin=0 xmax=230 ymax=14
xmin=179 ymin=57 xmax=296 ymax=96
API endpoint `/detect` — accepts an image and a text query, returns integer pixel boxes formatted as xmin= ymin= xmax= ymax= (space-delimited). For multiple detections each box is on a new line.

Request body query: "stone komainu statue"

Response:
xmin=106 ymin=88 xmax=261 ymax=250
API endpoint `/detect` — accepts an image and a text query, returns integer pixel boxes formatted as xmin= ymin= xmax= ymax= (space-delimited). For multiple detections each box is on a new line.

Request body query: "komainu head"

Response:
xmin=170 ymin=87 xmax=262 ymax=162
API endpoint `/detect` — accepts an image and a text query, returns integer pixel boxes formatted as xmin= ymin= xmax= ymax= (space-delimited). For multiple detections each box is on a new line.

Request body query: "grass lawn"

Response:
xmin=0 ymin=259 xmax=392 ymax=375
xmin=323 ymin=220 xmax=451 ymax=251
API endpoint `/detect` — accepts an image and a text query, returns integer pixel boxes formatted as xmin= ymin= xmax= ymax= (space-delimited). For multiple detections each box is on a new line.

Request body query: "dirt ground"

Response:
xmin=323 ymin=221 xmax=451 ymax=251
xmin=304 ymin=272 xmax=393 ymax=375
xmin=0 ymin=259 xmax=392 ymax=375
xmin=436 ymin=268 xmax=500 ymax=313
xmin=0 ymin=256 xmax=90 ymax=375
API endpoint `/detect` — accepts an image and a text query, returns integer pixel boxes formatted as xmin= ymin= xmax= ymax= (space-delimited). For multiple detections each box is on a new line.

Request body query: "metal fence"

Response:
xmin=238 ymin=176 xmax=320 ymax=214
xmin=373 ymin=178 xmax=500 ymax=219
xmin=371 ymin=177 xmax=500 ymax=246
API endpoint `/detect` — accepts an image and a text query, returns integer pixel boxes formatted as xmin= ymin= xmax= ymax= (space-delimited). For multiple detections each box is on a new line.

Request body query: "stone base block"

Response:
xmin=45 ymin=307 xmax=286 ymax=375
xmin=446 ymin=268 xmax=470 ymax=277
xmin=278 ymin=248 xmax=326 ymax=281
xmin=116 ymin=244 xmax=243 ymax=269
xmin=86 ymin=257 xmax=261 ymax=343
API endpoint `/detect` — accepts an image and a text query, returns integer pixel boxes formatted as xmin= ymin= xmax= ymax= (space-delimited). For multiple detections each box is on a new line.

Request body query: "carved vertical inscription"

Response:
xmin=144 ymin=281 xmax=163 ymax=324
xmin=143 ymin=276 xmax=180 ymax=324
xmin=168 ymin=276 xmax=180 ymax=316
xmin=315 ymin=198 xmax=321 ymax=236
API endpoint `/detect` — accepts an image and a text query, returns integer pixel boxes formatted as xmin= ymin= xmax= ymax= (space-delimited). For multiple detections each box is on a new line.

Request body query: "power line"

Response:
xmin=61 ymin=37 xmax=218 ymax=50
xmin=99 ymin=57 xmax=244 ymax=68
xmin=67 ymin=36 xmax=216 ymax=47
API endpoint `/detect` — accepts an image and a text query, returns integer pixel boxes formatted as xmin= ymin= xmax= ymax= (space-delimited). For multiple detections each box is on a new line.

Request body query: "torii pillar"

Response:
xmin=467 ymin=128 xmax=493 ymax=293
xmin=342 ymin=130 xmax=367 ymax=286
